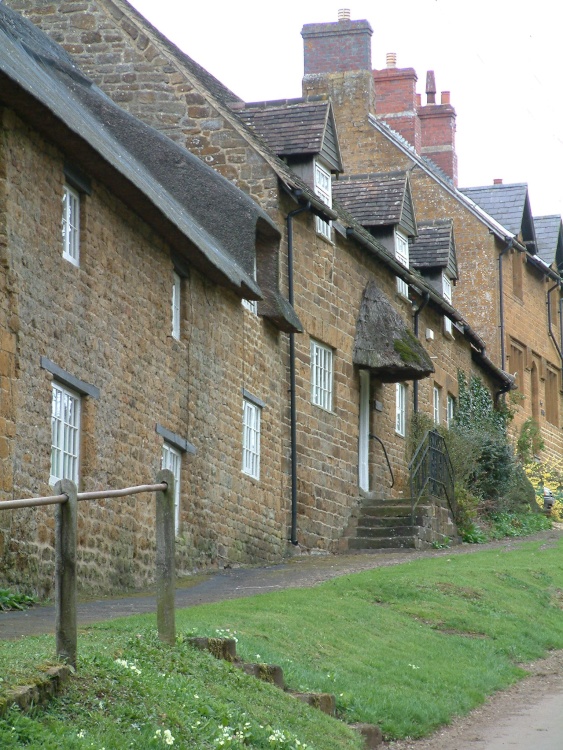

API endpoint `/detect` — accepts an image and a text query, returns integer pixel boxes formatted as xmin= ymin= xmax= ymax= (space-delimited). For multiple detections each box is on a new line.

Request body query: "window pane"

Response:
xmin=310 ymin=340 xmax=333 ymax=411
xmin=242 ymin=399 xmax=261 ymax=480
xmin=50 ymin=383 xmax=80 ymax=485
xmin=62 ymin=185 xmax=80 ymax=265
xmin=162 ymin=442 xmax=182 ymax=533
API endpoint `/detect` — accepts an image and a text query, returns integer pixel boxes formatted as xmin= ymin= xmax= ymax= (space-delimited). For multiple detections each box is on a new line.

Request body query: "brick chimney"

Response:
xmin=301 ymin=13 xmax=377 ymax=166
xmin=373 ymin=55 xmax=421 ymax=152
xmin=417 ymin=72 xmax=458 ymax=186
xmin=302 ymin=15 xmax=373 ymax=75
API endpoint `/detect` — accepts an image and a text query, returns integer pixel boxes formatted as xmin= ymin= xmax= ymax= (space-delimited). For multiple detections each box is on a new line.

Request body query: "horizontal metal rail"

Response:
xmin=0 ymin=483 xmax=167 ymax=511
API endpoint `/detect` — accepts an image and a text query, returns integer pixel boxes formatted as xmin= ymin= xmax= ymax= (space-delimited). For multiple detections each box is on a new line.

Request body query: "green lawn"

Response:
xmin=1 ymin=538 xmax=562 ymax=748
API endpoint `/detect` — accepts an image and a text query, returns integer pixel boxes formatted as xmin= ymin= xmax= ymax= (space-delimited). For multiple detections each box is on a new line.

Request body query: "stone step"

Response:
xmin=348 ymin=535 xmax=417 ymax=550
xmin=239 ymin=662 xmax=285 ymax=689
xmin=359 ymin=504 xmax=413 ymax=519
xmin=350 ymin=723 xmax=383 ymax=749
xmin=289 ymin=691 xmax=336 ymax=716
xmin=187 ymin=636 xmax=237 ymax=662
xmin=356 ymin=525 xmax=417 ymax=538
xmin=357 ymin=514 xmax=417 ymax=528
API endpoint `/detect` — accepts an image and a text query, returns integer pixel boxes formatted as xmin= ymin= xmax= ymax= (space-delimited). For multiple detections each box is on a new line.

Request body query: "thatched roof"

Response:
xmin=353 ymin=281 xmax=434 ymax=381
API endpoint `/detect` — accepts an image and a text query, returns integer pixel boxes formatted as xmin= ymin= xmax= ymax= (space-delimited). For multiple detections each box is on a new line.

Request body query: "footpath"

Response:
xmin=1 ymin=527 xmax=562 ymax=639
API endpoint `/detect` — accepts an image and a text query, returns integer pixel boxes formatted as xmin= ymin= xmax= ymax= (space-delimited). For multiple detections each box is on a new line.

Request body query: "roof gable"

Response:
xmin=410 ymin=219 xmax=458 ymax=279
xmin=232 ymin=97 xmax=343 ymax=172
xmin=459 ymin=183 xmax=537 ymax=252
xmin=534 ymin=215 xmax=563 ymax=269
xmin=332 ymin=171 xmax=416 ymax=236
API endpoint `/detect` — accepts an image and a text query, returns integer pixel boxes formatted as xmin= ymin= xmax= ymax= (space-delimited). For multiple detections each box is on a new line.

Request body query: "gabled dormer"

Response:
xmin=534 ymin=215 xmax=563 ymax=272
xmin=410 ymin=219 xmax=458 ymax=337
xmin=333 ymin=171 xmax=417 ymax=296
xmin=232 ymin=96 xmax=343 ymax=240
xmin=460 ymin=181 xmax=538 ymax=254
xmin=232 ymin=96 xmax=343 ymax=174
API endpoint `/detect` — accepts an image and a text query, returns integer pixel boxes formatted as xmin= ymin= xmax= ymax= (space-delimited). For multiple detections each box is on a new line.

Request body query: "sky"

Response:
xmin=129 ymin=0 xmax=563 ymax=218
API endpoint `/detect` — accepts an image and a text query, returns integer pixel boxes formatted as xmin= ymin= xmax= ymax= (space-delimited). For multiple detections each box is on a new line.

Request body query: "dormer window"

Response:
xmin=314 ymin=160 xmax=332 ymax=240
xmin=395 ymin=229 xmax=409 ymax=298
xmin=242 ymin=256 xmax=258 ymax=314
xmin=442 ymin=273 xmax=453 ymax=336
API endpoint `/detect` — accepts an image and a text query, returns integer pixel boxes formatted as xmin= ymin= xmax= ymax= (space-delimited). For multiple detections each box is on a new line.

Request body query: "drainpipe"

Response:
xmin=286 ymin=201 xmax=310 ymax=546
xmin=547 ymin=283 xmax=563 ymax=366
xmin=498 ymin=239 xmax=513 ymax=371
xmin=412 ymin=292 xmax=430 ymax=413
xmin=560 ymin=296 xmax=563 ymax=366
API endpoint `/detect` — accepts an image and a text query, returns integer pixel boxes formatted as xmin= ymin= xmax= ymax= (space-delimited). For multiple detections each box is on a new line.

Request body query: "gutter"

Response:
xmin=498 ymin=239 xmax=513 ymax=371
xmin=547 ymin=282 xmax=563 ymax=366
xmin=412 ymin=292 xmax=430 ymax=413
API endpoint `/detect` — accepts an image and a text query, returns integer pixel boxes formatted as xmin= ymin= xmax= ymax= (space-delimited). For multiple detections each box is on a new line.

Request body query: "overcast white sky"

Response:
xmin=129 ymin=0 xmax=563 ymax=218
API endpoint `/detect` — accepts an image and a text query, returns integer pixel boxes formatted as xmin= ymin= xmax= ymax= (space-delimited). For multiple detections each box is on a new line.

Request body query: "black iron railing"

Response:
xmin=408 ymin=429 xmax=455 ymax=522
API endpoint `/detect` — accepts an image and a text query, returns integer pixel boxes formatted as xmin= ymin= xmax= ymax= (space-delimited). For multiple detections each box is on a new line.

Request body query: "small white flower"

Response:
xmin=77 ymin=730 xmax=85 ymax=738
xmin=163 ymin=728 xmax=174 ymax=745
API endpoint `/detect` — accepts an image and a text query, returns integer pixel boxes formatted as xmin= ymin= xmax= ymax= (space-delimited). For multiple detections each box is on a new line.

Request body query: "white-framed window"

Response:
xmin=358 ymin=370 xmax=370 ymax=491
xmin=62 ymin=184 xmax=80 ymax=266
xmin=314 ymin=160 xmax=332 ymax=240
xmin=433 ymin=386 xmax=441 ymax=425
xmin=172 ymin=271 xmax=181 ymax=340
xmin=442 ymin=273 xmax=453 ymax=336
xmin=310 ymin=339 xmax=333 ymax=411
xmin=447 ymin=394 xmax=456 ymax=428
xmin=395 ymin=229 xmax=409 ymax=298
xmin=161 ymin=442 xmax=182 ymax=533
xmin=242 ymin=398 xmax=261 ymax=480
xmin=395 ymin=382 xmax=406 ymax=437
xmin=50 ymin=382 xmax=81 ymax=486
xmin=242 ymin=257 xmax=258 ymax=314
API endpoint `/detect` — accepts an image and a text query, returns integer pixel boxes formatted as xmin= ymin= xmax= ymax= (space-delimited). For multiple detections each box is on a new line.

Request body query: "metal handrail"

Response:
xmin=409 ymin=429 xmax=455 ymax=522
xmin=369 ymin=434 xmax=394 ymax=488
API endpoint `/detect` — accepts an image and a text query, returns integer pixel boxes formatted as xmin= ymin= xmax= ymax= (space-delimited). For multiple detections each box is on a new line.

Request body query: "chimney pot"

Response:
xmin=338 ymin=8 xmax=351 ymax=21
xmin=441 ymin=91 xmax=450 ymax=104
xmin=494 ymin=178 xmax=503 ymax=185
xmin=386 ymin=52 xmax=397 ymax=68
xmin=426 ymin=70 xmax=436 ymax=104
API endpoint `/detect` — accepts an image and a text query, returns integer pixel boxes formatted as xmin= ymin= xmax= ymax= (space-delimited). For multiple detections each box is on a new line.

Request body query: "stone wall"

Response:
xmin=0 ymin=107 xmax=289 ymax=596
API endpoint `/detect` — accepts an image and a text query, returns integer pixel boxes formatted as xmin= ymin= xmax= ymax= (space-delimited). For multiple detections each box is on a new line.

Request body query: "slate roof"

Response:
xmin=410 ymin=220 xmax=458 ymax=279
xmin=534 ymin=215 xmax=563 ymax=267
xmin=0 ymin=2 xmax=276 ymax=299
xmin=332 ymin=172 xmax=416 ymax=235
xmin=459 ymin=183 xmax=535 ymax=245
xmin=232 ymin=98 xmax=343 ymax=172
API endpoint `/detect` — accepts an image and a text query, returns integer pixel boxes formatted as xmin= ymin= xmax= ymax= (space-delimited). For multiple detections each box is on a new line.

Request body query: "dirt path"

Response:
xmin=384 ymin=650 xmax=563 ymax=749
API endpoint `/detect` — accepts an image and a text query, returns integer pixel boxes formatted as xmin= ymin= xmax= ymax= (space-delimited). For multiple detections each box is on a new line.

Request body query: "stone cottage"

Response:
xmin=299 ymin=12 xmax=563 ymax=463
xmin=1 ymin=2 xmax=518 ymax=595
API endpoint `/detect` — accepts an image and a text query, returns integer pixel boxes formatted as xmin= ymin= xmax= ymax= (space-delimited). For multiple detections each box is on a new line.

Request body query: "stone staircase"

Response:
xmin=344 ymin=496 xmax=459 ymax=551
xmin=188 ymin=636 xmax=383 ymax=748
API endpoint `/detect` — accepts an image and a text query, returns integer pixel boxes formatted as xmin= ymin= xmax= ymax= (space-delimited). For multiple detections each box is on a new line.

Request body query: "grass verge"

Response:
xmin=1 ymin=538 xmax=562 ymax=748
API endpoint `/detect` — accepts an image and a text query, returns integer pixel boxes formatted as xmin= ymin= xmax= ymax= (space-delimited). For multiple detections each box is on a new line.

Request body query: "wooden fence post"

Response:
xmin=54 ymin=479 xmax=77 ymax=669
xmin=155 ymin=469 xmax=175 ymax=645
